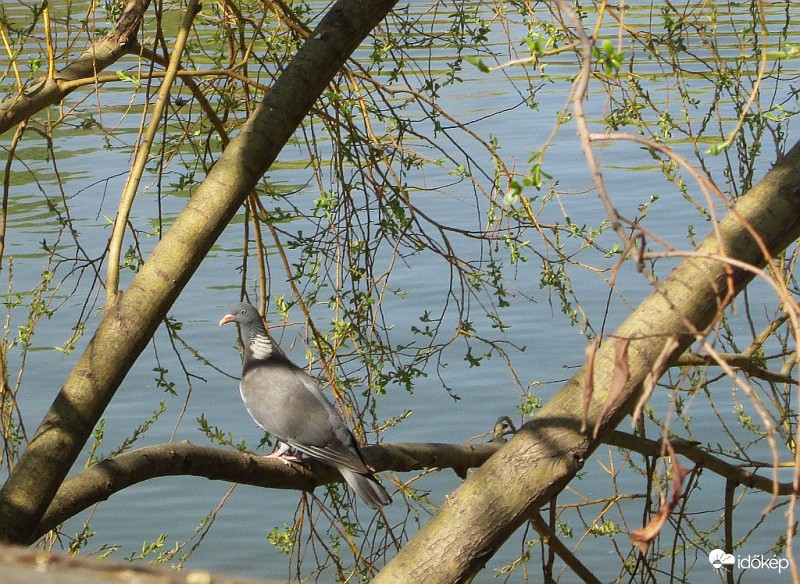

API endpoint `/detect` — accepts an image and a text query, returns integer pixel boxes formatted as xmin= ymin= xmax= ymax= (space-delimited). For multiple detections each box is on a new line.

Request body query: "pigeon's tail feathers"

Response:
xmin=339 ymin=468 xmax=392 ymax=509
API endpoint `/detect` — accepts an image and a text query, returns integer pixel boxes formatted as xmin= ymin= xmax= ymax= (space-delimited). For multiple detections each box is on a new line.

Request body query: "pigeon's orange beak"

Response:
xmin=218 ymin=313 xmax=236 ymax=326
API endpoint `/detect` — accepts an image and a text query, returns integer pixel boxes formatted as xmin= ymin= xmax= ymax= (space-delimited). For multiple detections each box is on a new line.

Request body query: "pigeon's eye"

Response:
xmin=240 ymin=309 xmax=246 ymax=315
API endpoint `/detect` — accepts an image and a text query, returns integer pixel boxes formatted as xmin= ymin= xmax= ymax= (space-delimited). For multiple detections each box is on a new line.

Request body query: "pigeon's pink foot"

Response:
xmin=264 ymin=442 xmax=302 ymax=466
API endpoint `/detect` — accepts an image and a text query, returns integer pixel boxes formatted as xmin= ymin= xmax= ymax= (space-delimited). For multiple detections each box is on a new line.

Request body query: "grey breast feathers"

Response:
xmin=240 ymin=360 xmax=372 ymax=474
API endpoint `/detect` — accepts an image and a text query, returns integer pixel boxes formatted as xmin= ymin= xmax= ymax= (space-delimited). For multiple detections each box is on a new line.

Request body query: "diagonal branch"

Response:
xmin=603 ymin=430 xmax=794 ymax=496
xmin=0 ymin=0 xmax=400 ymax=545
xmin=0 ymin=0 xmax=150 ymax=135
xmin=372 ymin=135 xmax=800 ymax=582
xmin=105 ymin=0 xmax=201 ymax=303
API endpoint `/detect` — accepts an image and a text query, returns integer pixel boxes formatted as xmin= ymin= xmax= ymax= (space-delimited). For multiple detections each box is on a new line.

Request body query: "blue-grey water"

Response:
xmin=1 ymin=1 xmax=798 ymax=582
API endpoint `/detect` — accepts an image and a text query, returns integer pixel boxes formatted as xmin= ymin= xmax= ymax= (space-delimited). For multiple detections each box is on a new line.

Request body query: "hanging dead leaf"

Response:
xmin=581 ymin=338 xmax=599 ymax=433
xmin=632 ymin=337 xmax=679 ymax=427
xmin=629 ymin=448 xmax=689 ymax=553
xmin=629 ymin=496 xmax=671 ymax=554
xmin=594 ymin=337 xmax=630 ymax=438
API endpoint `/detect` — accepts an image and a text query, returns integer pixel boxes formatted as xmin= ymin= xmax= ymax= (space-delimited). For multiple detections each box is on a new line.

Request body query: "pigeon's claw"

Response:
xmin=264 ymin=442 xmax=303 ymax=466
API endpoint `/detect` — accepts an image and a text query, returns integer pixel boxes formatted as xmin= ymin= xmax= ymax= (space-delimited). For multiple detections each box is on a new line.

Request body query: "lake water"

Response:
xmin=1 ymin=1 xmax=798 ymax=582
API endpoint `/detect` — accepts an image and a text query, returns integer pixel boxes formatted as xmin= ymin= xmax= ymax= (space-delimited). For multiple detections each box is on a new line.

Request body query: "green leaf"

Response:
xmin=115 ymin=70 xmax=141 ymax=87
xmin=464 ymin=55 xmax=490 ymax=73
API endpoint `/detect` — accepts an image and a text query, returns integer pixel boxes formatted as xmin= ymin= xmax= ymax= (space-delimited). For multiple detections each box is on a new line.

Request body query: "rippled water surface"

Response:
xmin=2 ymin=1 xmax=799 ymax=581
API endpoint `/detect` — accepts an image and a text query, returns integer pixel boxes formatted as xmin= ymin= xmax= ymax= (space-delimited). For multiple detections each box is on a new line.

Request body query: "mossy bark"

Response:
xmin=0 ymin=0 xmax=399 ymax=545
xmin=372 ymin=143 xmax=800 ymax=583
xmin=0 ymin=0 xmax=150 ymax=135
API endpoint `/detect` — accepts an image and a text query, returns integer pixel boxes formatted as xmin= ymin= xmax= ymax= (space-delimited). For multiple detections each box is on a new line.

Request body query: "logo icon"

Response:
xmin=709 ymin=549 xmax=735 ymax=569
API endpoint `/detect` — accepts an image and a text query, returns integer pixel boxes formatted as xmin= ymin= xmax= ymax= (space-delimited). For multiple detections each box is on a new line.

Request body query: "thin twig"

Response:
xmin=106 ymin=0 xmax=201 ymax=303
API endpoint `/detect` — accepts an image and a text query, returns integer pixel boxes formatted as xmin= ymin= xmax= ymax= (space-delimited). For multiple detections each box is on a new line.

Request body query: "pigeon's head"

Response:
xmin=220 ymin=302 xmax=272 ymax=359
xmin=219 ymin=302 xmax=263 ymax=329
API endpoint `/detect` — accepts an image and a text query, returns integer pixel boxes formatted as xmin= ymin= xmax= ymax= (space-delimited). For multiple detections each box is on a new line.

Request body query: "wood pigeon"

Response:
xmin=219 ymin=302 xmax=392 ymax=509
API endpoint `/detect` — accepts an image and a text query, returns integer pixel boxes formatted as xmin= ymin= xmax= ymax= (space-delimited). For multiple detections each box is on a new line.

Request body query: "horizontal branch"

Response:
xmin=35 ymin=435 xmax=793 ymax=540
xmin=676 ymin=353 xmax=796 ymax=385
xmin=35 ymin=441 xmax=500 ymax=538
xmin=603 ymin=430 xmax=795 ymax=496
xmin=58 ymin=63 xmax=271 ymax=94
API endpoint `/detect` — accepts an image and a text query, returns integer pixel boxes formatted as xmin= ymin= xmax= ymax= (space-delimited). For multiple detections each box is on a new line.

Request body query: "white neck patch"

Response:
xmin=249 ymin=333 xmax=273 ymax=360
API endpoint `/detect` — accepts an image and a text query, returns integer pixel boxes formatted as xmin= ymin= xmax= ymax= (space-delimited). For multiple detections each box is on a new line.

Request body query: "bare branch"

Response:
xmin=677 ymin=352 xmax=797 ymax=385
xmin=0 ymin=1 xmax=150 ymax=135
xmin=373 ymin=136 xmax=800 ymax=583
xmin=106 ymin=0 xmax=202 ymax=303
xmin=0 ymin=0 xmax=400 ymax=545
xmin=530 ymin=512 xmax=602 ymax=584
xmin=35 ymin=441 xmax=500 ymax=539
xmin=603 ymin=430 xmax=794 ymax=496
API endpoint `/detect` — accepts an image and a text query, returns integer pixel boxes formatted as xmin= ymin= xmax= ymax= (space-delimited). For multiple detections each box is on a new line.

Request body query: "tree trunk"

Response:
xmin=373 ymin=142 xmax=800 ymax=583
xmin=0 ymin=0 xmax=398 ymax=545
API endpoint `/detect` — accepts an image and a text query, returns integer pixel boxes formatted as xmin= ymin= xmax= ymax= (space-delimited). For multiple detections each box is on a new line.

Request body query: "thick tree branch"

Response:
xmin=0 ymin=0 xmax=399 ymax=545
xmin=34 ymin=441 xmax=499 ymax=539
xmin=0 ymin=0 xmax=150 ymax=135
xmin=373 ymin=136 xmax=800 ymax=582
xmin=31 ymin=432 xmax=793 ymax=543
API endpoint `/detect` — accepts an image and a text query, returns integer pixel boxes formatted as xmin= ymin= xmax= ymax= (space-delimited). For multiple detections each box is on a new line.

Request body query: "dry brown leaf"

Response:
xmin=594 ymin=338 xmax=630 ymax=438
xmin=632 ymin=337 xmax=679 ymax=427
xmin=629 ymin=498 xmax=671 ymax=554
xmin=581 ymin=338 xmax=599 ymax=433
xmin=629 ymin=448 xmax=689 ymax=554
